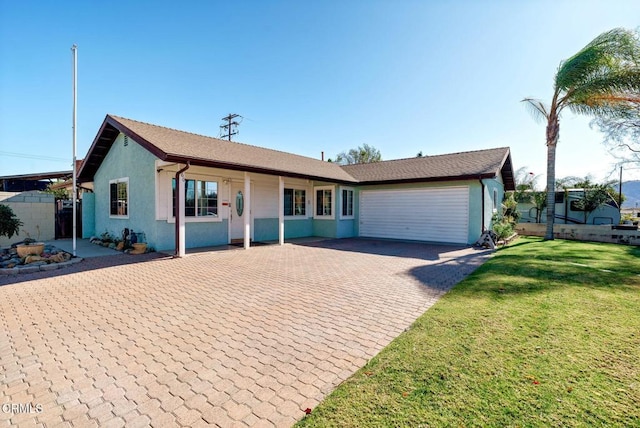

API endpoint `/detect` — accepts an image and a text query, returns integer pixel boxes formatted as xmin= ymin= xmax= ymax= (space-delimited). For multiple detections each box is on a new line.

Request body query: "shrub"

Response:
xmin=0 ymin=204 xmax=23 ymax=239
xmin=493 ymin=220 xmax=514 ymax=241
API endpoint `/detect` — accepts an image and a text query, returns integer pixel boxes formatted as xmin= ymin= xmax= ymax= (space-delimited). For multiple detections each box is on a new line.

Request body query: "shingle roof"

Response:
xmin=79 ymin=115 xmax=357 ymax=183
xmin=341 ymin=147 xmax=515 ymax=190
xmin=79 ymin=114 xmax=514 ymax=190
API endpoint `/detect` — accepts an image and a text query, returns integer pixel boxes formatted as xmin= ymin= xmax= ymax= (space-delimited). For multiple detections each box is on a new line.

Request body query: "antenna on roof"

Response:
xmin=220 ymin=113 xmax=241 ymax=141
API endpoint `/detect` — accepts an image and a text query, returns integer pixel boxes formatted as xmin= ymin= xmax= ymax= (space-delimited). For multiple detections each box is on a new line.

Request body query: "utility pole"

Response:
xmin=220 ymin=113 xmax=240 ymax=141
xmin=71 ymin=44 xmax=77 ymax=257
xmin=619 ymin=165 xmax=623 ymax=213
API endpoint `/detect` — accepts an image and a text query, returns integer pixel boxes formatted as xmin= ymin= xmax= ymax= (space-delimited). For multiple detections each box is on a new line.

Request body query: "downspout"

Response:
xmin=175 ymin=162 xmax=190 ymax=257
xmin=479 ymin=178 xmax=485 ymax=232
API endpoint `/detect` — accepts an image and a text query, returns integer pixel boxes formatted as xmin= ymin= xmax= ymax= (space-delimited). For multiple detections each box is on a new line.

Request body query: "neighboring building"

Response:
xmin=78 ymin=114 xmax=515 ymax=254
xmin=0 ymin=160 xmax=91 ymax=198
xmin=0 ymin=170 xmax=72 ymax=192
xmin=518 ymin=189 xmax=621 ymax=225
xmin=47 ymin=160 xmax=94 ymax=200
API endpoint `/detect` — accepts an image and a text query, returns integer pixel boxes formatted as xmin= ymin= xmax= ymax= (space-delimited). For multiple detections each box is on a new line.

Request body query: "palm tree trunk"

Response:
xmin=545 ymin=118 xmax=559 ymax=240
xmin=545 ymin=143 xmax=556 ymax=239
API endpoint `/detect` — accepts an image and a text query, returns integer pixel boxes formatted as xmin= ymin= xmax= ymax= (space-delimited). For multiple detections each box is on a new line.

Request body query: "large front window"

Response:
xmin=284 ymin=188 xmax=306 ymax=216
xmin=173 ymin=178 xmax=218 ymax=217
xmin=109 ymin=178 xmax=128 ymax=217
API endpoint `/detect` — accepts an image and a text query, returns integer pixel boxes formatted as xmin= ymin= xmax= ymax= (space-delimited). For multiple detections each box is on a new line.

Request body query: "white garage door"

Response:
xmin=359 ymin=186 xmax=469 ymax=244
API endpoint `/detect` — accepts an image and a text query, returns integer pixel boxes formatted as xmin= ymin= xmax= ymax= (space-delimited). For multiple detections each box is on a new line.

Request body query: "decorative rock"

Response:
xmin=48 ymin=253 xmax=64 ymax=263
xmin=24 ymin=255 xmax=43 ymax=264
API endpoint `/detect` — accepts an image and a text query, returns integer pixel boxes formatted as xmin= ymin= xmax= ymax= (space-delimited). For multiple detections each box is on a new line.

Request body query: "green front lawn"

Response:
xmin=297 ymin=237 xmax=640 ymax=427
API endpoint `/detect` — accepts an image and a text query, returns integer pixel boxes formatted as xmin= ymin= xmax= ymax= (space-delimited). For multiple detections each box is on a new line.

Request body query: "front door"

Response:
xmin=230 ymin=182 xmax=245 ymax=242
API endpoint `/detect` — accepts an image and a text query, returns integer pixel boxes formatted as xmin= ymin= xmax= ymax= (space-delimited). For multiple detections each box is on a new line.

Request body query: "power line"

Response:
xmin=0 ymin=151 xmax=69 ymax=162
xmin=220 ymin=113 xmax=241 ymax=141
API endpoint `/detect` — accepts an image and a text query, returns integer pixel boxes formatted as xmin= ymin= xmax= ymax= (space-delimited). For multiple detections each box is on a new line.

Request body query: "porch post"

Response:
xmin=278 ymin=176 xmax=284 ymax=245
xmin=178 ymin=172 xmax=186 ymax=257
xmin=244 ymin=172 xmax=251 ymax=249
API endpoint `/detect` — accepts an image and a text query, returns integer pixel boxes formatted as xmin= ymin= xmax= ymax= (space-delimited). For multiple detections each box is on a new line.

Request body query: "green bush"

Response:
xmin=492 ymin=220 xmax=514 ymax=241
xmin=0 ymin=204 xmax=23 ymax=239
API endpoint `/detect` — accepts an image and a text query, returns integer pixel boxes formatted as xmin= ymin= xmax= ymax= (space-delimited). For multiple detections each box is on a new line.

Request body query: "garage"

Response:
xmin=359 ymin=186 xmax=469 ymax=244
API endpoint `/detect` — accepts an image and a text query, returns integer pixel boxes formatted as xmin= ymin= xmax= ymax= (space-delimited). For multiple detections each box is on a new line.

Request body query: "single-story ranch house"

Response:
xmin=78 ymin=115 xmax=515 ymax=255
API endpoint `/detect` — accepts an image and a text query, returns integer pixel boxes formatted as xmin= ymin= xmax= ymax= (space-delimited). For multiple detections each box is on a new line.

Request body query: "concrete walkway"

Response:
xmin=44 ymin=239 xmax=121 ymax=258
xmin=0 ymin=239 xmax=491 ymax=427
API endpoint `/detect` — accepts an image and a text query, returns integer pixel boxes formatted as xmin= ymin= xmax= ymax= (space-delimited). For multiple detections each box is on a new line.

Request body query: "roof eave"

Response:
xmin=163 ymin=155 xmax=359 ymax=185
xmin=78 ymin=115 xmax=169 ymax=182
xmin=357 ymin=173 xmax=497 ymax=186
xmin=497 ymin=149 xmax=516 ymax=191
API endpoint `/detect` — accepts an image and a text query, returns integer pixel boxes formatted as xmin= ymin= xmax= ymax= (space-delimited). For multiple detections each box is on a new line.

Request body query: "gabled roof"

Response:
xmin=342 ymin=147 xmax=515 ymax=190
xmin=79 ymin=115 xmax=357 ymax=183
xmin=78 ymin=114 xmax=515 ymax=190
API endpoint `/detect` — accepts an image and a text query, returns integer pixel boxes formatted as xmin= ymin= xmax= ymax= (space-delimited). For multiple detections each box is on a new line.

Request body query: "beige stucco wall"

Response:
xmin=0 ymin=192 xmax=55 ymax=247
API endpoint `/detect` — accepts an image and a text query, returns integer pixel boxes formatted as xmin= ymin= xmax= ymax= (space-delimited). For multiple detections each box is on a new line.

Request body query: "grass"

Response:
xmin=296 ymin=237 xmax=640 ymax=427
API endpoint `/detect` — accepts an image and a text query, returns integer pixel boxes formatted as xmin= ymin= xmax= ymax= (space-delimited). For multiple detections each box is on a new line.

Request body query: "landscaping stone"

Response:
xmin=0 ymin=242 xmax=80 ymax=275
xmin=24 ymin=255 xmax=43 ymax=264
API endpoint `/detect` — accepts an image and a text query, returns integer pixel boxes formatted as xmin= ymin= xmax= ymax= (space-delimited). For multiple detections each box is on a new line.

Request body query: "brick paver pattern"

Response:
xmin=0 ymin=239 xmax=490 ymax=427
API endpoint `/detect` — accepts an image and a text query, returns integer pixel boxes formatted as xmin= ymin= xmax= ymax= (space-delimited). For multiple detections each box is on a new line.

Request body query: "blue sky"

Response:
xmin=1 ymin=0 xmax=639 ymax=185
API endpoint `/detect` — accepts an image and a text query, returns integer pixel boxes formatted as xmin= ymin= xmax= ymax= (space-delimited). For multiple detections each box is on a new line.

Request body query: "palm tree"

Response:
xmin=523 ymin=28 xmax=640 ymax=240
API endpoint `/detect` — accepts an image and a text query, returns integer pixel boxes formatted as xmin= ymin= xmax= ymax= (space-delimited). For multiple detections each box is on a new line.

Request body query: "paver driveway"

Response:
xmin=0 ymin=239 xmax=491 ymax=427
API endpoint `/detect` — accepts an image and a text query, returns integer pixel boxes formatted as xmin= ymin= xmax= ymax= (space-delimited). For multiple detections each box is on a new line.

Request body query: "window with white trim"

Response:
xmin=109 ymin=178 xmax=129 ymax=217
xmin=314 ymin=186 xmax=334 ymax=218
xmin=284 ymin=188 xmax=306 ymax=216
xmin=341 ymin=188 xmax=354 ymax=218
xmin=172 ymin=178 xmax=218 ymax=217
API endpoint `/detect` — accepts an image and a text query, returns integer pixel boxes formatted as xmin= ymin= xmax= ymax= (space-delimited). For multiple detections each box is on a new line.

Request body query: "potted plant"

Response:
xmin=128 ymin=230 xmax=147 ymax=254
xmin=16 ymin=228 xmax=45 ymax=258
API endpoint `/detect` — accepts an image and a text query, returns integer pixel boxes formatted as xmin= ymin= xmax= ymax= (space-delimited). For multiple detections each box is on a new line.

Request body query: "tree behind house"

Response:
xmin=335 ymin=143 xmax=382 ymax=165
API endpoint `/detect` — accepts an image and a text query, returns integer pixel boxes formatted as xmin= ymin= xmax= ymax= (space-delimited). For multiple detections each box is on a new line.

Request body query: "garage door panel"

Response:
xmin=359 ymin=187 xmax=469 ymax=244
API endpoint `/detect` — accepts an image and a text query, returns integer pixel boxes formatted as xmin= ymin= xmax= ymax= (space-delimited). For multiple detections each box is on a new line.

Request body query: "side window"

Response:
xmin=315 ymin=187 xmax=333 ymax=217
xmin=109 ymin=178 xmax=129 ymax=217
xmin=341 ymin=188 xmax=354 ymax=217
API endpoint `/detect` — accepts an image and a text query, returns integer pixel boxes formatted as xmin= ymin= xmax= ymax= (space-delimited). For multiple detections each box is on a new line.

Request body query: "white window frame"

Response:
xmin=168 ymin=175 xmax=222 ymax=223
xmin=314 ymin=185 xmax=335 ymax=220
xmin=283 ymin=187 xmax=308 ymax=219
xmin=340 ymin=187 xmax=355 ymax=219
xmin=109 ymin=177 xmax=129 ymax=219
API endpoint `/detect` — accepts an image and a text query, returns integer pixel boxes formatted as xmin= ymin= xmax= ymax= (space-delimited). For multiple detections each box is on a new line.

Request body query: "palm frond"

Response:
xmin=521 ymin=98 xmax=550 ymax=123
xmin=555 ymin=28 xmax=640 ymax=92
xmin=571 ymin=70 xmax=640 ymax=99
xmin=567 ymin=90 xmax=640 ymax=117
